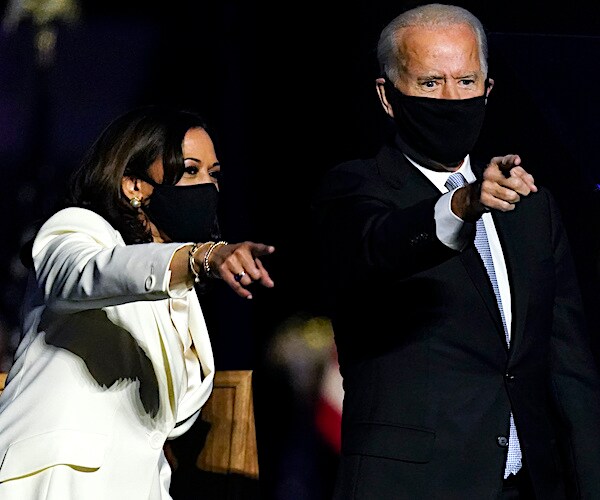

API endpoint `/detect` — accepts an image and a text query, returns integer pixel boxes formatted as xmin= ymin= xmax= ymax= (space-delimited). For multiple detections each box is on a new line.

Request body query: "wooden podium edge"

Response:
xmin=196 ymin=370 xmax=259 ymax=478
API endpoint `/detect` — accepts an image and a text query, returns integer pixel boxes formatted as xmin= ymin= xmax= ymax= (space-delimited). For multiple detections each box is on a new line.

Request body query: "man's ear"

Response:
xmin=485 ymin=77 xmax=494 ymax=98
xmin=376 ymin=77 xmax=394 ymax=118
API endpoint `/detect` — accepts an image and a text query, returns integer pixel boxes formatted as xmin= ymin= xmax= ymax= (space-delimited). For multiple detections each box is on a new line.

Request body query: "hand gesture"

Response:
xmin=208 ymin=241 xmax=275 ymax=299
xmin=480 ymin=154 xmax=537 ymax=211
xmin=452 ymin=154 xmax=537 ymax=222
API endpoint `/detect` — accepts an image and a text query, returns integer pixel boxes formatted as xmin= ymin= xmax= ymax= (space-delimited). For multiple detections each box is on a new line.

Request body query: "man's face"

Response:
xmin=395 ymin=23 xmax=486 ymax=100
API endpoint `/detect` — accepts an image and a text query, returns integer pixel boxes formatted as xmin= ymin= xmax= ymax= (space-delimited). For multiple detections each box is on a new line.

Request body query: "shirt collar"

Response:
xmin=405 ymin=154 xmax=476 ymax=192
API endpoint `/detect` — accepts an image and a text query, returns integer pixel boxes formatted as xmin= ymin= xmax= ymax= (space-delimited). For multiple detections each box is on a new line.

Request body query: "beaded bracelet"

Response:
xmin=189 ymin=242 xmax=213 ymax=283
xmin=203 ymin=240 xmax=228 ymax=277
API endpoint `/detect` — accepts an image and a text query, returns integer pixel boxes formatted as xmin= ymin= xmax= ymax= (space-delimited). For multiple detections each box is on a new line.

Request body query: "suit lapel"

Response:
xmin=376 ymin=142 xmax=441 ymax=202
xmin=492 ymin=210 xmax=530 ymax=355
xmin=464 ymin=161 xmax=516 ymax=348
xmin=458 ymin=209 xmax=530 ymax=353
xmin=459 ymin=245 xmax=509 ymax=349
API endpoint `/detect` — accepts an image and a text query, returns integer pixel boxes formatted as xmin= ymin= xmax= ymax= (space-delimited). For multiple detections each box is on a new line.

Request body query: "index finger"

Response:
xmin=249 ymin=243 xmax=276 ymax=258
xmin=490 ymin=154 xmax=521 ymax=177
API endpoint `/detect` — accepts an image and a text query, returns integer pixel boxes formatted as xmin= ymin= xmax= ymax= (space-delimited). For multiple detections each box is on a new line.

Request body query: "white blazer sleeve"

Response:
xmin=32 ymin=207 xmax=191 ymax=312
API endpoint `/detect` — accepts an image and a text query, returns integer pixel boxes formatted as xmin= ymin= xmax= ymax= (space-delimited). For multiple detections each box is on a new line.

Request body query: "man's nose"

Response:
xmin=440 ymin=84 xmax=461 ymax=99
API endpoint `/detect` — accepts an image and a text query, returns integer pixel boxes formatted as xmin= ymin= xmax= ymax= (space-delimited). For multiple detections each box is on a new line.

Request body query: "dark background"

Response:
xmin=0 ymin=1 xmax=599 ymax=499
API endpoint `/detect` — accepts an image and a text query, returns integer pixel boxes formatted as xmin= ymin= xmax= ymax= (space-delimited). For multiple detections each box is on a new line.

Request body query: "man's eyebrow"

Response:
xmin=416 ymin=75 xmax=444 ymax=82
xmin=454 ymin=72 xmax=479 ymax=80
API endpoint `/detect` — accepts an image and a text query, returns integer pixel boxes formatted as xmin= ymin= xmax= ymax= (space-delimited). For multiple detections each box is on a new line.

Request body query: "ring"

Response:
xmin=234 ymin=271 xmax=246 ymax=282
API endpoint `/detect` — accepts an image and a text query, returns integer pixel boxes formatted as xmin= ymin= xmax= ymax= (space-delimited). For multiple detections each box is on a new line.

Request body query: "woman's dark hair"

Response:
xmin=64 ymin=105 xmax=209 ymax=244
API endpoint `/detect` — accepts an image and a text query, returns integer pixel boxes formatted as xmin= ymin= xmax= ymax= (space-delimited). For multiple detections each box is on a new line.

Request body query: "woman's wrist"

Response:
xmin=201 ymin=240 xmax=228 ymax=279
xmin=189 ymin=242 xmax=213 ymax=283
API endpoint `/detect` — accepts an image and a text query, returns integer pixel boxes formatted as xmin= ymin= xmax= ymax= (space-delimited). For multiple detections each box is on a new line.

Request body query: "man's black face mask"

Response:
xmin=383 ymin=79 xmax=488 ymax=170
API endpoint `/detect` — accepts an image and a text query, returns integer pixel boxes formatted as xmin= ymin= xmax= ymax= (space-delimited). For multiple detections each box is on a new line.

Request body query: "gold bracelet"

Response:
xmin=189 ymin=242 xmax=213 ymax=283
xmin=203 ymin=240 xmax=228 ymax=277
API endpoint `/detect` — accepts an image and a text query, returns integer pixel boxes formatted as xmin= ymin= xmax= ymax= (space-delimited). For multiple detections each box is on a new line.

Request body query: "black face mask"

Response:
xmin=384 ymin=80 xmax=487 ymax=170
xmin=143 ymin=182 xmax=221 ymax=243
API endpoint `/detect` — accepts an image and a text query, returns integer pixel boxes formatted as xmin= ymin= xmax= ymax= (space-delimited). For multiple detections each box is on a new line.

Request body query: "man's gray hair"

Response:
xmin=377 ymin=3 xmax=488 ymax=83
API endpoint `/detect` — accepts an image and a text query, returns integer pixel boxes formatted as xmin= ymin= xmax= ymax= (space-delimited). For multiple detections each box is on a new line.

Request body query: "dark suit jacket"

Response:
xmin=311 ymin=138 xmax=600 ymax=499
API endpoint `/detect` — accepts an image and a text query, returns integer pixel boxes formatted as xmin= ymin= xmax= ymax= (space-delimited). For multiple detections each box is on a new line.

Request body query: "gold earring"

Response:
xmin=130 ymin=196 xmax=142 ymax=208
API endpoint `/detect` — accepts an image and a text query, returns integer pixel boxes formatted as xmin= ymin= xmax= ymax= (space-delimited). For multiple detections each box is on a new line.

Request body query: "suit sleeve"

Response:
xmin=312 ymin=163 xmax=459 ymax=288
xmin=32 ymin=207 xmax=191 ymax=312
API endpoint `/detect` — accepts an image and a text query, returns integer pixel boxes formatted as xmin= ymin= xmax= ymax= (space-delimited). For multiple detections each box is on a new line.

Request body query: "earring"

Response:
xmin=130 ymin=197 xmax=142 ymax=208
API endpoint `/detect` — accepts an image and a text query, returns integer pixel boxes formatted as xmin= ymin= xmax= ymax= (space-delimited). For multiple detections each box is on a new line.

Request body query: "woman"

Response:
xmin=0 ymin=105 xmax=275 ymax=499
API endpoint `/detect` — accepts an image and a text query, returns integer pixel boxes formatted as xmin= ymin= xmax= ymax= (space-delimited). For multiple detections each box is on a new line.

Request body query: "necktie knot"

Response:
xmin=445 ymin=172 xmax=467 ymax=191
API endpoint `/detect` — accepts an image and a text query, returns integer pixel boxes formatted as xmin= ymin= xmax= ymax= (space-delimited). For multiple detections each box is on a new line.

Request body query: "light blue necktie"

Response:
xmin=445 ymin=172 xmax=522 ymax=478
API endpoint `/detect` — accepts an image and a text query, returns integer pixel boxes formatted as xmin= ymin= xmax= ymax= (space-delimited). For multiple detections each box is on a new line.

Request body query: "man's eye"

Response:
xmin=422 ymin=81 xmax=436 ymax=88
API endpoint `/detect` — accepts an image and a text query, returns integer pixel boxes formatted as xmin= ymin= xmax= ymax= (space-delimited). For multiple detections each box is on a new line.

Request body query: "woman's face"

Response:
xmin=132 ymin=128 xmax=221 ymax=242
xmin=147 ymin=127 xmax=221 ymax=189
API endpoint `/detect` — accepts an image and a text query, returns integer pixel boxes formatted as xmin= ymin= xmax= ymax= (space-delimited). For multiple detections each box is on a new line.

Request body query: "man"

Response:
xmin=311 ymin=4 xmax=600 ymax=499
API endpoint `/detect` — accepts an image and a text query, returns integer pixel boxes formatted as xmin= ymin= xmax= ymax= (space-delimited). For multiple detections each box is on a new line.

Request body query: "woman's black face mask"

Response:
xmin=143 ymin=182 xmax=221 ymax=243
xmin=383 ymin=79 xmax=488 ymax=170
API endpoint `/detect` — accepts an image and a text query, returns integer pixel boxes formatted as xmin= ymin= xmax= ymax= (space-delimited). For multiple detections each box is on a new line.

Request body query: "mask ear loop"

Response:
xmin=382 ymin=77 xmax=396 ymax=93
xmin=136 ymin=172 xmax=159 ymax=188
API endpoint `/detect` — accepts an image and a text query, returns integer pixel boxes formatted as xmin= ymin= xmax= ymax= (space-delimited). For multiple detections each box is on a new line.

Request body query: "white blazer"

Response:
xmin=0 ymin=207 xmax=215 ymax=500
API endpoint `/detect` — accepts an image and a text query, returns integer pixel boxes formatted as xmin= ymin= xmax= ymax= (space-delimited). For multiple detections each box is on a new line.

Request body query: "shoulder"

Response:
xmin=323 ymin=158 xmax=376 ymax=181
xmin=313 ymin=158 xmax=379 ymax=202
xmin=36 ymin=207 xmax=124 ymax=247
xmin=314 ymin=139 xmax=418 ymax=202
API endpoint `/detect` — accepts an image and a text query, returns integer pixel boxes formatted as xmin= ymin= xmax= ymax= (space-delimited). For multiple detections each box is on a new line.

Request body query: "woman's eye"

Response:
xmin=183 ymin=166 xmax=198 ymax=175
xmin=210 ymin=170 xmax=221 ymax=181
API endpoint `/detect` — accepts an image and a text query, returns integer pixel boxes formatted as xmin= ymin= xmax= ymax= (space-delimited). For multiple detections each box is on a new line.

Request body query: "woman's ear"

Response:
xmin=376 ymin=77 xmax=394 ymax=118
xmin=121 ymin=176 xmax=139 ymax=202
xmin=122 ymin=177 xmax=143 ymax=209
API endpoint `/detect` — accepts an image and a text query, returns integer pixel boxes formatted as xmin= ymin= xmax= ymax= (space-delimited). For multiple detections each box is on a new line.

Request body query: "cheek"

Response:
xmin=140 ymin=183 xmax=155 ymax=199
